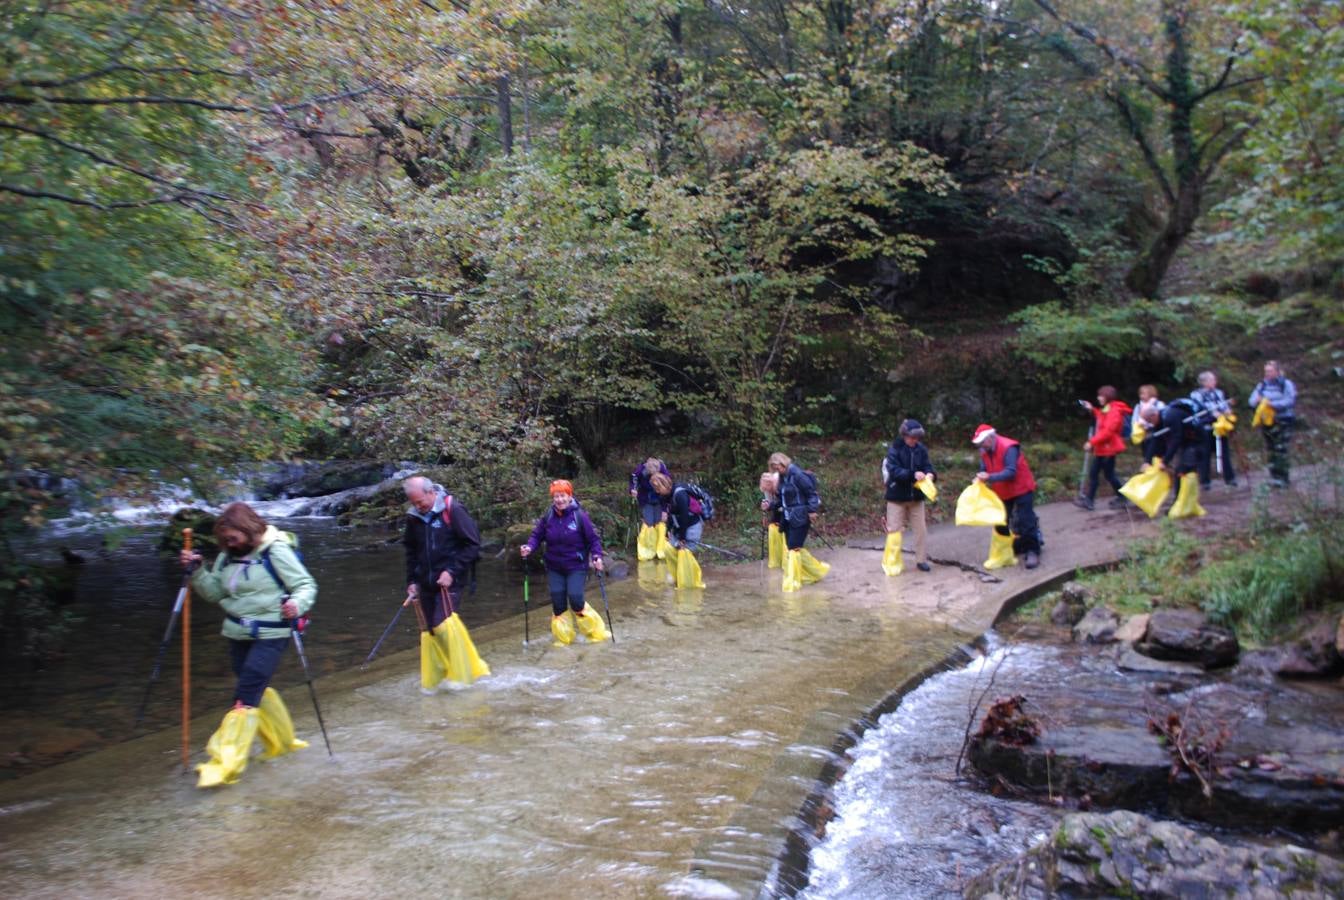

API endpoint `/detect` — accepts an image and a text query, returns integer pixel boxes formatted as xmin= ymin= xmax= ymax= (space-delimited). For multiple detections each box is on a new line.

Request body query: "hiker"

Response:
xmin=520 ymin=480 xmax=609 ymax=645
xmin=179 ymin=501 xmax=314 ymax=788
xmin=1154 ymin=397 xmax=1209 ymax=517
xmin=403 ymin=476 xmax=489 ymax=690
xmin=1134 ymin=384 xmax=1166 ymax=464
xmin=1191 ymin=370 xmax=1238 ymax=489
xmin=630 ymin=457 xmax=671 ymax=561
xmin=763 ymin=452 xmax=829 ymax=590
xmin=1075 ymin=386 xmax=1133 ymax=511
xmin=881 ymin=419 xmax=936 ymax=575
xmin=760 ymin=470 xmax=784 ymax=568
xmin=1249 ymin=360 xmax=1298 ymax=486
xmin=972 ymin=425 xmax=1042 ymax=569
xmin=652 ymin=472 xmax=707 ymax=588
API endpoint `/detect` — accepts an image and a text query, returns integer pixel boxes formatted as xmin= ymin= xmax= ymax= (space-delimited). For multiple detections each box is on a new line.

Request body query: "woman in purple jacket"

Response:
xmin=519 ymin=480 xmax=610 ymax=645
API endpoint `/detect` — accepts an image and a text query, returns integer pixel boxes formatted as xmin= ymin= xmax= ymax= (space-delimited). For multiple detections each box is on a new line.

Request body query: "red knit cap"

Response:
xmin=971 ymin=424 xmax=997 ymax=445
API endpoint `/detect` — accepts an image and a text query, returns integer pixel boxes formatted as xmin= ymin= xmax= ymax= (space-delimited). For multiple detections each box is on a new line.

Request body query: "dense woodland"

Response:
xmin=2 ymin=0 xmax=1341 ymax=535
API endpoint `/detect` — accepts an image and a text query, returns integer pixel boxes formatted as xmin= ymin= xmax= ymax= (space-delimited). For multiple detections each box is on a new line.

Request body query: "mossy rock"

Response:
xmin=159 ymin=508 xmax=218 ymax=555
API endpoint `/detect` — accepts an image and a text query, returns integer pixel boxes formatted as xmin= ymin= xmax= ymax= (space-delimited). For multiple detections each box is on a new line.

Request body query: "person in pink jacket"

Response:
xmin=1075 ymin=385 xmax=1133 ymax=511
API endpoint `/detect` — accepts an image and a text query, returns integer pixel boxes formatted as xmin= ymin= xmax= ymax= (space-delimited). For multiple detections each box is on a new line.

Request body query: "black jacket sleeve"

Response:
xmin=450 ymin=501 xmax=482 ymax=571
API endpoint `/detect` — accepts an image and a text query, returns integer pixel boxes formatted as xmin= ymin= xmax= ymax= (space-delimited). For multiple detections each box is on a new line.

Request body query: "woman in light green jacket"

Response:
xmin=180 ymin=502 xmax=316 ymax=787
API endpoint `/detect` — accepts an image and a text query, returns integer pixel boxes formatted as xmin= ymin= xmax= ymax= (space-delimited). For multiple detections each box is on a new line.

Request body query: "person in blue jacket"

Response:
xmin=762 ymin=452 xmax=829 ymax=590
xmin=520 ymin=480 xmax=610 ymax=645
xmin=1249 ymin=360 xmax=1298 ymax=486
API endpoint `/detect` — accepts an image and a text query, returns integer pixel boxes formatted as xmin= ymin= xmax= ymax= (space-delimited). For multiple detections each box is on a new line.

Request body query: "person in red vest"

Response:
xmin=972 ymin=424 xmax=1042 ymax=569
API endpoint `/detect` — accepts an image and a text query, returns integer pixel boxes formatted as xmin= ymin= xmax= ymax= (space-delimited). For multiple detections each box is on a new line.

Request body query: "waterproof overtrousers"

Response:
xmin=767 ymin=523 xmax=785 ymax=569
xmin=672 ymin=547 xmax=705 ymax=589
xmin=1168 ymin=472 xmax=1207 ymax=519
xmin=1120 ymin=462 xmax=1171 ymax=518
xmin=882 ymin=532 xmax=904 ymax=576
xmin=551 ymin=610 xmax=576 ymax=646
xmin=197 ymin=706 xmax=260 ymax=788
xmin=257 ymin=687 xmax=308 ymax=759
xmin=421 ymin=613 xmax=490 ymax=689
xmin=655 ymin=523 xmax=675 ymax=561
xmin=984 ymin=530 xmax=1018 ymax=569
xmin=798 ymin=548 xmax=830 ymax=584
xmin=637 ymin=523 xmax=659 ymax=561
xmin=574 ymin=604 xmax=610 ymax=643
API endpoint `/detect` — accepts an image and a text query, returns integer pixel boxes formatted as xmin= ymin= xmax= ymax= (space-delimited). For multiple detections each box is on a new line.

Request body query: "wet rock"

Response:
xmin=1114 ymin=613 xmax=1150 ymax=644
xmin=1114 ymin=646 xmax=1202 ymax=676
xmin=605 ymin=560 xmax=630 ymax=581
xmin=260 ymin=460 xmax=396 ymax=500
xmin=1137 ymin=608 xmax=1239 ymax=669
xmin=1273 ymin=619 xmax=1344 ymax=678
xmin=1060 ymin=581 xmax=1094 ymax=607
xmin=1049 ymin=598 xmax=1083 ymax=627
xmin=1072 ymin=606 xmax=1119 ymax=644
xmin=964 ymin=810 xmax=1344 ymax=899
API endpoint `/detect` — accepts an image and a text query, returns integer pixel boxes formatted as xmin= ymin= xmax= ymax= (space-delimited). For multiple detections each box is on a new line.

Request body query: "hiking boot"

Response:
xmin=1072 ymin=496 xmax=1094 ymax=511
xmin=1225 ymin=480 xmax=1239 ymax=488
xmin=916 ymin=562 xmax=931 ymax=572
xmin=1024 ymin=551 xmax=1040 ymax=569
xmin=1107 ymin=496 xmax=1129 ymax=509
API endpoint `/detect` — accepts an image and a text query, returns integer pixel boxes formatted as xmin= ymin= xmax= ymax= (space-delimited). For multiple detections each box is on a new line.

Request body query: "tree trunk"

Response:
xmin=496 ymin=75 xmax=513 ymax=156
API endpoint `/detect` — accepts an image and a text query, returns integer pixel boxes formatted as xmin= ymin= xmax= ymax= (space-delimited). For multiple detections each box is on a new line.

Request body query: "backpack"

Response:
xmin=259 ymin=530 xmax=302 ymax=594
xmin=800 ymin=469 xmax=822 ymax=511
xmin=1119 ymin=409 xmax=1134 ymax=444
xmin=678 ymin=483 xmax=715 ymax=521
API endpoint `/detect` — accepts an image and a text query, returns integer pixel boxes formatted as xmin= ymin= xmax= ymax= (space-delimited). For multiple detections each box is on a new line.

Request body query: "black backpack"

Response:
xmin=677 ymin=483 xmax=715 ymax=521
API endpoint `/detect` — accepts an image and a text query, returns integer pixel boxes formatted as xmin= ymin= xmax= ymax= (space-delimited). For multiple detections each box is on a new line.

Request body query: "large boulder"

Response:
xmin=964 ymin=810 xmax=1344 ymax=899
xmin=1050 ymin=581 xmax=1092 ymax=626
xmin=1072 ymin=606 xmax=1120 ymax=644
xmin=1137 ymin=608 xmax=1239 ymax=669
xmin=1273 ymin=618 xmax=1344 ymax=678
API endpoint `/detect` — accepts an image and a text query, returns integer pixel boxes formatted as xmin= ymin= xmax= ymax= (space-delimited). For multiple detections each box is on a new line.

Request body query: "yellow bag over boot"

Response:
xmin=984 ymin=529 xmax=1018 ymax=570
xmin=956 ymin=482 xmax=1007 ymax=527
xmin=197 ymin=706 xmax=260 ymax=788
xmin=882 ymin=532 xmax=904 ymax=576
xmin=1168 ymin=472 xmax=1207 ymax=519
xmin=673 ymin=547 xmax=705 ymax=589
xmin=420 ymin=630 xmax=451 ymax=689
xmin=798 ymin=548 xmax=830 ymax=584
xmin=551 ymin=610 xmax=576 ymax=646
xmin=637 ymin=523 xmax=659 ymax=561
xmin=574 ymin=604 xmax=610 ymax=643
xmin=1120 ymin=461 xmax=1171 ymax=518
xmin=655 ymin=523 xmax=674 ymax=561
xmin=256 ymin=688 xmax=308 ymax=759
xmin=782 ymin=549 xmax=803 ymax=593
xmin=767 ymin=523 xmax=785 ymax=569
xmin=434 ymin=613 xmax=491 ymax=683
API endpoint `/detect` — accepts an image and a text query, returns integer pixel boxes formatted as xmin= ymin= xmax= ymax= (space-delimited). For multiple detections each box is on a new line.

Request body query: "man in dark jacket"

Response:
xmin=403 ymin=475 xmax=482 ymax=631
xmin=882 ymin=419 xmax=936 ymax=573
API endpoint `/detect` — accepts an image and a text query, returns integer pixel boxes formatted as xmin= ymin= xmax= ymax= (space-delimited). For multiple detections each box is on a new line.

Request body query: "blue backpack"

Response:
xmin=677 ymin=483 xmax=715 ymax=521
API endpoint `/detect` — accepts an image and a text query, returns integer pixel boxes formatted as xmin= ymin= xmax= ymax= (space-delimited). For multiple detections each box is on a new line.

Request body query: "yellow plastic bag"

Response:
xmin=197 ymin=706 xmax=260 ymax=788
xmin=673 ymin=547 xmax=705 ymax=589
xmin=916 ymin=478 xmax=938 ymax=502
xmin=1120 ymin=461 xmax=1170 ymax=518
xmin=637 ymin=523 xmax=659 ymax=561
xmin=767 ymin=523 xmax=785 ymax=569
xmin=655 ymin=523 xmax=675 ymax=561
xmin=1251 ymin=398 xmax=1275 ymax=429
xmin=782 ymin=549 xmax=803 ymax=593
xmin=1131 ymin=415 xmax=1147 ymax=445
xmin=956 ymin=481 xmax=1007 ymax=527
xmin=257 ymin=688 xmax=308 ymax=759
xmin=798 ymin=548 xmax=830 ymax=584
xmin=574 ymin=604 xmax=610 ymax=643
xmin=550 ymin=611 xmax=575 ymax=646
xmin=1168 ymin=472 xmax=1207 ymax=519
xmin=882 ymin=531 xmax=904 ymax=576
xmin=984 ymin=530 xmax=1017 ymax=570
xmin=434 ymin=613 xmax=490 ymax=683
xmin=1213 ymin=413 xmax=1236 ymax=437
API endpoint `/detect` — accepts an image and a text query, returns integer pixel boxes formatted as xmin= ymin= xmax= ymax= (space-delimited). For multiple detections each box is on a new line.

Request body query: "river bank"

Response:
xmin=0 ymin=479 xmax=1324 ymax=897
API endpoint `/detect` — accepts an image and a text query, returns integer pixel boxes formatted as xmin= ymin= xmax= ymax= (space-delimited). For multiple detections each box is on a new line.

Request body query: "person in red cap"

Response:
xmin=520 ymin=480 xmax=610 ymax=645
xmin=972 ymin=424 xmax=1042 ymax=569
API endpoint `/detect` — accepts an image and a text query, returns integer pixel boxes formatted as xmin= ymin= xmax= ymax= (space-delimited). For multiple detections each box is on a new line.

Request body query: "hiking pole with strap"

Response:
xmin=595 ymin=568 xmax=615 ymax=643
xmin=522 ymin=556 xmax=531 ymax=647
xmin=289 ymin=619 xmax=333 ymax=757
xmin=695 ymin=540 xmax=748 ymax=560
xmin=136 ymin=542 xmax=198 ymax=727
xmin=361 ymin=603 xmax=406 ymax=669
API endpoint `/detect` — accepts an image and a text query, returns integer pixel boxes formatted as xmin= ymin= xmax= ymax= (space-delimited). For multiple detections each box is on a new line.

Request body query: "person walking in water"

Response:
xmin=1075 ymin=385 xmax=1132 ymax=511
xmin=403 ymin=476 xmax=490 ymax=691
xmin=763 ymin=452 xmax=829 ymax=591
xmin=881 ymin=419 xmax=936 ymax=575
xmin=630 ymin=457 xmax=671 ymax=561
xmin=973 ymin=425 xmax=1042 ymax=570
xmin=179 ymin=502 xmax=314 ymax=788
xmin=520 ymin=480 xmax=610 ymax=645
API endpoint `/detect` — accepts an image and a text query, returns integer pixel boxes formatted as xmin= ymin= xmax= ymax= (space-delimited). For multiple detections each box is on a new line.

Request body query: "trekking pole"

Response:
xmin=181 ymin=528 xmax=192 ymax=771
xmin=596 ymin=568 xmax=615 ymax=643
xmin=290 ymin=619 xmax=333 ymax=757
xmin=361 ymin=603 xmax=406 ymax=669
xmin=136 ymin=548 xmax=198 ymax=726
xmin=522 ymin=556 xmax=531 ymax=647
xmin=695 ymin=540 xmax=748 ymax=560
